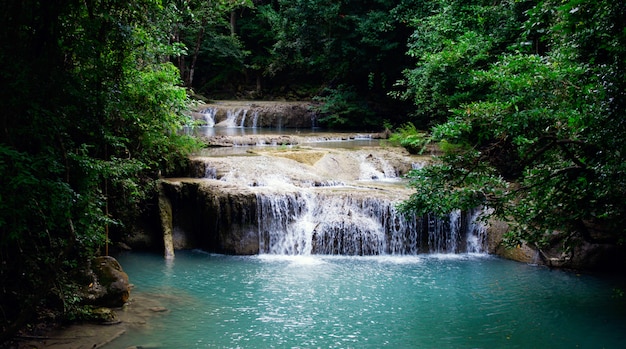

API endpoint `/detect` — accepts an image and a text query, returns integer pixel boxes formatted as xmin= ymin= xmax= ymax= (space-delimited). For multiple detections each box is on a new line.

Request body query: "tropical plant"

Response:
xmin=400 ymin=0 xmax=626 ymax=252
xmin=0 ymin=0 xmax=200 ymax=341
xmin=387 ymin=123 xmax=429 ymax=154
xmin=312 ymin=85 xmax=377 ymax=129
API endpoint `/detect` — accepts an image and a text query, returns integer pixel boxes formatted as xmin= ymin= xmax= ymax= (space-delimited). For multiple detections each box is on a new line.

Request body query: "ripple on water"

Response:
xmin=109 ymin=251 xmax=626 ymax=349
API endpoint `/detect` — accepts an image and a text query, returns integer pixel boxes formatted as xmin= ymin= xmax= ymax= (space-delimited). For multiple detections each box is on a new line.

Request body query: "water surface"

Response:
xmin=108 ymin=251 xmax=626 ymax=348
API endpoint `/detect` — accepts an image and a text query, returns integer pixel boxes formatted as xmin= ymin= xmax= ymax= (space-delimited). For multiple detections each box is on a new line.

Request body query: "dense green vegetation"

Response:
xmin=398 ymin=0 xmax=626 ymax=257
xmin=1 ymin=0 xmax=624 ymax=342
xmin=0 ymin=0 xmax=200 ymax=341
xmin=174 ymin=0 xmax=418 ymax=128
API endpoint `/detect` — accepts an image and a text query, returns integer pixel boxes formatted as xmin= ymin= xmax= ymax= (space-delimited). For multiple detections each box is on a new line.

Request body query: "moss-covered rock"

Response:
xmin=83 ymin=256 xmax=131 ymax=308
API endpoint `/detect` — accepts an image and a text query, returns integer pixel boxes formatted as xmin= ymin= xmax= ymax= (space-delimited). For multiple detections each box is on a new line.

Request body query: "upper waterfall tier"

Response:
xmin=160 ymin=140 xmax=487 ymax=256
xmin=189 ymin=100 xmax=318 ymax=129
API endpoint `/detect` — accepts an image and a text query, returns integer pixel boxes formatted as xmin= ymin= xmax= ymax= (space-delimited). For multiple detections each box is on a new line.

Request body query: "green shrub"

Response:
xmin=388 ymin=122 xmax=430 ymax=154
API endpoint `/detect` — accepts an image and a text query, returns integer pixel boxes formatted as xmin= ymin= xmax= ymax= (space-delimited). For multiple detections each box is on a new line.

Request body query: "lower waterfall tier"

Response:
xmin=147 ymin=135 xmax=626 ymax=270
xmin=160 ymin=180 xmax=487 ymax=256
xmin=159 ymin=144 xmax=487 ymax=256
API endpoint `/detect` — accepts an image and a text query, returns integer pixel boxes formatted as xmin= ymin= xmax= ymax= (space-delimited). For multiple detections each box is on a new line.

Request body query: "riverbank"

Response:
xmin=6 ymin=292 xmax=167 ymax=349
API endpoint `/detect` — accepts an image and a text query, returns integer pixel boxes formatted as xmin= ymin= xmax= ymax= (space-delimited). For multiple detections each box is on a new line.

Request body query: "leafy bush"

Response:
xmin=388 ymin=122 xmax=430 ymax=154
xmin=312 ymin=85 xmax=377 ymax=129
xmin=0 ymin=0 xmax=201 ymax=341
xmin=399 ymin=0 xmax=626 ymax=251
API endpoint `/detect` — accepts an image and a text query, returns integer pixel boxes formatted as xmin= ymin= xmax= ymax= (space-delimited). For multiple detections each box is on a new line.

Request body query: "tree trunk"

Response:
xmin=173 ymin=29 xmax=188 ymax=85
xmin=187 ymin=21 xmax=206 ymax=87
xmin=230 ymin=10 xmax=236 ymax=36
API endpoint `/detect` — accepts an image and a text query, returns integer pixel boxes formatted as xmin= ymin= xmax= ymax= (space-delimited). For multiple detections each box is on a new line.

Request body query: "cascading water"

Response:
xmin=251 ymin=111 xmax=259 ymax=128
xmin=466 ymin=207 xmax=488 ymax=253
xmin=204 ymin=165 xmax=217 ymax=179
xmin=239 ymin=109 xmax=248 ymax=127
xmin=358 ymin=153 xmax=398 ymax=180
xmin=256 ymin=192 xmax=421 ymax=255
xmin=255 ymin=191 xmax=482 ymax=256
xmin=427 ymin=210 xmax=461 ymax=253
xmin=168 ymin=141 xmax=488 ymax=257
xmin=216 ymin=108 xmax=247 ymax=127
xmin=199 ymin=107 xmax=216 ymax=127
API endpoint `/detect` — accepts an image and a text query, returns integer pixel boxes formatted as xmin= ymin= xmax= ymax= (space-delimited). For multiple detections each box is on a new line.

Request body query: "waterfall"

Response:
xmin=412 ymin=161 xmax=426 ymax=170
xmin=205 ymin=166 xmax=217 ymax=179
xmin=251 ymin=111 xmax=260 ymax=128
xmin=199 ymin=107 xmax=216 ymax=127
xmin=172 ymin=144 xmax=488 ymax=257
xmin=217 ymin=109 xmax=247 ymax=127
xmin=256 ymin=192 xmax=308 ymax=254
xmin=426 ymin=210 xmax=461 ymax=253
xmin=239 ymin=109 xmax=248 ymax=127
xmin=311 ymin=112 xmax=318 ymax=128
xmin=255 ymin=191 xmax=486 ymax=256
xmin=466 ymin=207 xmax=488 ymax=253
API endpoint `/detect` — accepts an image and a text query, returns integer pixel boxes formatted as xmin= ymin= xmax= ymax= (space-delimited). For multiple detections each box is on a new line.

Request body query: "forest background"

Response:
xmin=1 ymin=0 xmax=624 ymax=342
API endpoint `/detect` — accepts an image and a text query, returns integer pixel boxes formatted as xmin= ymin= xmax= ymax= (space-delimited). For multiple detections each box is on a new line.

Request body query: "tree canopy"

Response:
xmin=0 ymin=0 xmax=199 ymax=340
xmin=173 ymin=0 xmax=418 ymax=128
xmin=399 ymin=0 xmax=626 ymax=254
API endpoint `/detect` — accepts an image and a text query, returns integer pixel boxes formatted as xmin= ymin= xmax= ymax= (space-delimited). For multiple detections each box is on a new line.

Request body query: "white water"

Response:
xmin=239 ymin=109 xmax=248 ymax=127
xmin=256 ymin=194 xmax=484 ymax=256
xmin=251 ymin=110 xmax=260 ymax=128
xmin=199 ymin=107 xmax=216 ymax=127
xmin=467 ymin=207 xmax=489 ymax=253
xmin=256 ymin=192 xmax=428 ymax=255
xmin=358 ymin=153 xmax=398 ymax=180
xmin=183 ymin=142 xmax=488 ymax=256
xmin=215 ymin=108 xmax=246 ymax=127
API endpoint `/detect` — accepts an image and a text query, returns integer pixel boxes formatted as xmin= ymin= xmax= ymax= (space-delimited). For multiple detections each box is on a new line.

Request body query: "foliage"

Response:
xmin=1 ymin=0 xmax=623 ymax=341
xmin=0 ymin=0 xmax=199 ymax=341
xmin=393 ymin=0 xmax=528 ymax=126
xmin=233 ymin=0 xmax=418 ymax=123
xmin=165 ymin=0 xmax=253 ymax=88
xmin=400 ymin=0 xmax=626 ymax=250
xmin=312 ymin=85 xmax=377 ymax=129
xmin=387 ymin=123 xmax=430 ymax=154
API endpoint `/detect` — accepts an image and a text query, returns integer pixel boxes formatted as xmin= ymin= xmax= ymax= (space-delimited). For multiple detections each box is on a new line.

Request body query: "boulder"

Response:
xmin=84 ymin=256 xmax=131 ymax=307
xmin=486 ymin=218 xmax=626 ymax=271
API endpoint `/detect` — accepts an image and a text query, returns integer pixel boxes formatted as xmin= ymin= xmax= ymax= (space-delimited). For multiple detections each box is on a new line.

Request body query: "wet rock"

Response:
xmin=487 ymin=219 xmax=537 ymax=264
xmin=192 ymin=100 xmax=317 ymax=128
xmin=92 ymin=307 xmax=120 ymax=324
xmin=487 ymin=217 xmax=626 ymax=271
xmin=160 ymin=180 xmax=260 ymax=255
xmin=84 ymin=256 xmax=131 ymax=307
xmin=158 ymin=143 xmax=435 ymax=255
